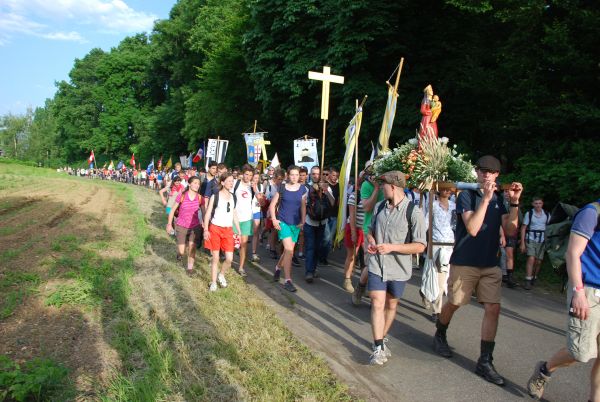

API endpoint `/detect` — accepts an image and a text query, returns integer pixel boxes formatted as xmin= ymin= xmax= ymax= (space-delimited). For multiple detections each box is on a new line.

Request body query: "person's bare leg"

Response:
xmin=481 ymin=303 xmax=501 ymax=341
xmin=370 ymin=291 xmax=387 ymax=340
xmin=239 ymin=235 xmax=248 ymax=271
xmin=382 ymin=296 xmax=399 ymax=337
xmin=343 ymin=247 xmax=355 ymax=279
xmin=281 ymin=238 xmax=295 ymax=281
xmin=221 ymin=252 xmax=233 ymax=274
xmin=590 ymin=356 xmax=600 ymax=402
xmin=210 ymin=251 xmax=220 ymax=283
xmin=187 ymin=241 xmax=196 ymax=271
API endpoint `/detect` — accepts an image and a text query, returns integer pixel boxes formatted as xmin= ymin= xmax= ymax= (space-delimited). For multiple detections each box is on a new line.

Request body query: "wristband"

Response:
xmin=573 ymin=285 xmax=584 ymax=292
xmin=510 ymin=203 xmax=519 ymax=208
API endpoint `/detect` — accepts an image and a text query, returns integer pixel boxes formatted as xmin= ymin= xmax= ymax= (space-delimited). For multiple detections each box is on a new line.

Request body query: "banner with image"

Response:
xmin=205 ymin=138 xmax=229 ymax=169
xmin=243 ymin=132 xmax=266 ymax=167
xmin=293 ymin=138 xmax=319 ymax=170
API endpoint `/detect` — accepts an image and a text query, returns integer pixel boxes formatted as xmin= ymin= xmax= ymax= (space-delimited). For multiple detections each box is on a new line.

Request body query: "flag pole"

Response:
xmin=391 ymin=58 xmax=404 ymax=95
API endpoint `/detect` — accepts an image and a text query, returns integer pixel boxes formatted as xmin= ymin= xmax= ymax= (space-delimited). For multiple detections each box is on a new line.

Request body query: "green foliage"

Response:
xmin=0 ymin=356 xmax=69 ymax=401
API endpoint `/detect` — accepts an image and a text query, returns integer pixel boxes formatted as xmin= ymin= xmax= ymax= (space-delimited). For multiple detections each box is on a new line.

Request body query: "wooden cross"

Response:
xmin=308 ymin=66 xmax=344 ymax=168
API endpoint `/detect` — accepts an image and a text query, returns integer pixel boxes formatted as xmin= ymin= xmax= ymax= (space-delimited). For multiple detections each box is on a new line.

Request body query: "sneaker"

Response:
xmin=298 ymin=253 xmax=305 ymax=260
xmin=319 ymin=259 xmax=330 ymax=266
xmin=313 ymin=269 xmax=320 ymax=278
xmin=251 ymin=254 xmax=260 ymax=262
xmin=217 ymin=273 xmax=228 ymax=288
xmin=283 ymin=280 xmax=297 ymax=292
xmin=305 ymin=272 xmax=314 ymax=283
xmin=176 ymin=254 xmax=183 ymax=262
xmin=238 ymin=268 xmax=247 ymax=277
xmin=352 ymin=284 xmax=366 ymax=306
xmin=269 ymin=250 xmax=278 ymax=259
xmin=343 ymin=278 xmax=354 ymax=293
xmin=369 ymin=345 xmax=387 ymax=365
xmin=292 ymin=256 xmax=300 ymax=267
xmin=524 ymin=280 xmax=532 ymax=290
xmin=273 ymin=268 xmax=281 ymax=282
xmin=531 ymin=277 xmax=537 ymax=286
xmin=209 ymin=282 xmax=217 ymax=292
xmin=433 ymin=331 xmax=453 ymax=358
xmin=431 ymin=313 xmax=438 ymax=323
xmin=383 ymin=338 xmax=392 ymax=358
xmin=527 ymin=361 xmax=551 ymax=399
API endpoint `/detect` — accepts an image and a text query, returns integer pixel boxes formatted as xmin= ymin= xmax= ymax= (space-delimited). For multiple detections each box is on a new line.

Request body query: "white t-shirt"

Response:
xmin=211 ymin=192 xmax=235 ymax=227
xmin=523 ymin=209 xmax=550 ymax=243
xmin=233 ymin=180 xmax=254 ymax=221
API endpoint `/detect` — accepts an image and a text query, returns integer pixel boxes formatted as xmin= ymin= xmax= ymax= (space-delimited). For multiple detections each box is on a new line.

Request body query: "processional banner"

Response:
xmin=293 ymin=138 xmax=319 ymax=171
xmin=243 ymin=132 xmax=266 ymax=167
xmin=205 ymin=139 xmax=229 ymax=169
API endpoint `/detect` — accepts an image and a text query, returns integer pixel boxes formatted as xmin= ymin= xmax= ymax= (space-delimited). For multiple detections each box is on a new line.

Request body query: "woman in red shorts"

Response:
xmin=166 ymin=176 xmax=203 ymax=275
xmin=342 ymin=189 xmax=365 ymax=293
xmin=203 ymin=173 xmax=241 ymax=292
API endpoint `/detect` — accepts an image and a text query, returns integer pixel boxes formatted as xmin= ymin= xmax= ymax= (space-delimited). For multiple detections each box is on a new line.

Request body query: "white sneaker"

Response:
xmin=209 ymin=282 xmax=217 ymax=292
xmin=369 ymin=345 xmax=387 ymax=365
xmin=383 ymin=337 xmax=391 ymax=358
xmin=251 ymin=254 xmax=260 ymax=262
xmin=217 ymin=273 xmax=228 ymax=288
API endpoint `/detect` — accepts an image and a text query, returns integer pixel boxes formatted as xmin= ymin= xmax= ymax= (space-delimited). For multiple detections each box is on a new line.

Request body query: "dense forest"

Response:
xmin=1 ymin=0 xmax=598 ymax=206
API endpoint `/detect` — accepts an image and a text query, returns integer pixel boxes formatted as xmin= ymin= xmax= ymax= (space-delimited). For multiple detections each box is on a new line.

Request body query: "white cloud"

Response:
xmin=0 ymin=0 xmax=158 ymax=45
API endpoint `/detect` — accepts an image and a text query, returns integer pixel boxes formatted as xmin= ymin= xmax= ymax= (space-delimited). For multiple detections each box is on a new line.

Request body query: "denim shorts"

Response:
xmin=367 ymin=271 xmax=407 ymax=299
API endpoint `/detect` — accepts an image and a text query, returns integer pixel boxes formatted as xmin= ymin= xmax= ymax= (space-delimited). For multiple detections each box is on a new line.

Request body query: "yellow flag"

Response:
xmin=377 ymin=84 xmax=398 ymax=154
xmin=334 ymin=108 xmax=363 ymax=248
xmin=165 ymin=156 xmax=172 ymax=170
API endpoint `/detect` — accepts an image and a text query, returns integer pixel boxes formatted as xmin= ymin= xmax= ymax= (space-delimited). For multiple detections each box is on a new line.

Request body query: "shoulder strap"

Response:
xmin=210 ymin=191 xmax=220 ymax=220
xmin=234 ymin=180 xmax=240 ymax=194
xmin=372 ymin=201 xmax=387 ymax=233
xmin=405 ymin=202 xmax=415 ymax=243
xmin=233 ymin=193 xmax=237 ymax=208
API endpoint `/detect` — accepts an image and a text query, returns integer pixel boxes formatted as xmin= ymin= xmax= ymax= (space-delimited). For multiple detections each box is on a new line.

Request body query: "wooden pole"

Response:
xmin=427 ymin=183 xmax=436 ymax=259
xmin=392 ymin=58 xmax=404 ymax=95
xmin=320 ymin=119 xmax=327 ymax=169
xmin=253 ymin=120 xmax=257 ymax=133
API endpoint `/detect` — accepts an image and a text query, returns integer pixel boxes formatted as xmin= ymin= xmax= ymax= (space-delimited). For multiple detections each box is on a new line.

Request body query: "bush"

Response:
xmin=0 ymin=356 xmax=69 ymax=401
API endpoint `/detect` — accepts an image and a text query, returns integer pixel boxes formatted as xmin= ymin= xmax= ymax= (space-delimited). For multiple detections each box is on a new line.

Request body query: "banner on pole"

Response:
xmin=243 ymin=132 xmax=266 ymax=167
xmin=205 ymin=138 xmax=229 ymax=169
xmin=179 ymin=155 xmax=188 ymax=169
xmin=293 ymin=138 xmax=319 ymax=170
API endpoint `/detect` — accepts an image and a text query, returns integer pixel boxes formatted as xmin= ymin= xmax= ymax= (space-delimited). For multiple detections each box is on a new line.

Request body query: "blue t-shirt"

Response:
xmin=277 ymin=185 xmax=307 ymax=225
xmin=571 ymin=200 xmax=600 ymax=288
xmin=450 ymin=189 xmax=507 ymax=267
xmin=203 ymin=178 xmax=219 ymax=199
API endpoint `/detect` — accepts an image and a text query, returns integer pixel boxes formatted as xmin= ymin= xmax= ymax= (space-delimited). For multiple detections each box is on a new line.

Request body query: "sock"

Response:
xmin=436 ymin=319 xmax=449 ymax=334
xmin=275 ymin=266 xmax=281 ymax=271
xmin=374 ymin=339 xmax=383 ymax=349
xmin=285 ymin=279 xmax=292 ymax=284
xmin=358 ymin=282 xmax=367 ymax=288
xmin=525 ymin=276 xmax=533 ymax=280
xmin=480 ymin=340 xmax=495 ymax=356
xmin=540 ymin=361 xmax=551 ymax=376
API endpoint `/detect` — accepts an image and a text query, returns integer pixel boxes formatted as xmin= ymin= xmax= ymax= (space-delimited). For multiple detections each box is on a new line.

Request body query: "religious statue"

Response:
xmin=418 ymin=85 xmax=441 ymax=141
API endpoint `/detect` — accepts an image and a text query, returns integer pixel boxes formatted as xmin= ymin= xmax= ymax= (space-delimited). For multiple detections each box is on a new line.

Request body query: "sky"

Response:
xmin=0 ymin=0 xmax=177 ymax=116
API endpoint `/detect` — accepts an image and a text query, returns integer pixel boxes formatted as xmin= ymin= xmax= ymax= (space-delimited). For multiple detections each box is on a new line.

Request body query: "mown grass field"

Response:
xmin=0 ymin=162 xmax=354 ymax=401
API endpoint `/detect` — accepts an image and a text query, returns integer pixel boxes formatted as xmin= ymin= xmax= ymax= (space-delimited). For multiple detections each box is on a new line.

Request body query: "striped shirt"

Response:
xmin=347 ymin=193 xmax=365 ymax=228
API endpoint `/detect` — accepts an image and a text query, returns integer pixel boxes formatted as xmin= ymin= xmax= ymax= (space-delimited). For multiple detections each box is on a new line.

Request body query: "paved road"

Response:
xmin=241 ymin=243 xmax=589 ymax=402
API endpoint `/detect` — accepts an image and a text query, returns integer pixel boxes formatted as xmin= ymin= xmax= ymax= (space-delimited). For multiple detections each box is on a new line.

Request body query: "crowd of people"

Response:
xmin=64 ymin=155 xmax=600 ymax=401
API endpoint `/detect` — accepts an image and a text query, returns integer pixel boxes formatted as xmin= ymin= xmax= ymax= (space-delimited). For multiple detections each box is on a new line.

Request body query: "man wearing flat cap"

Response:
xmin=366 ymin=170 xmax=427 ymax=365
xmin=433 ymin=155 xmax=523 ymax=386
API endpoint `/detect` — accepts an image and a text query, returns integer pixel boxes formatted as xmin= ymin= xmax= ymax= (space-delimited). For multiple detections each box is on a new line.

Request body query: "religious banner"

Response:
xmin=243 ymin=132 xmax=266 ymax=167
xmin=179 ymin=155 xmax=188 ymax=168
xmin=293 ymin=138 xmax=319 ymax=170
xmin=205 ymin=138 xmax=229 ymax=169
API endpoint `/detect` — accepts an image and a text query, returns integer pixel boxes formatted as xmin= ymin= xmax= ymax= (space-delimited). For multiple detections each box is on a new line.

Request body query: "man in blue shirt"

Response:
xmin=527 ymin=200 xmax=600 ymax=400
xmin=433 ymin=155 xmax=523 ymax=386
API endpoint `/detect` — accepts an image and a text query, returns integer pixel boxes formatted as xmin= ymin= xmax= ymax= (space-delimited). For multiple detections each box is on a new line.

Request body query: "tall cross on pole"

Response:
xmin=308 ymin=66 xmax=344 ymax=169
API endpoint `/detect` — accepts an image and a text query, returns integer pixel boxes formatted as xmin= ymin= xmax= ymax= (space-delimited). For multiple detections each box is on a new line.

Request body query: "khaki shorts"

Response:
xmin=448 ymin=265 xmax=502 ymax=306
xmin=526 ymin=241 xmax=545 ymax=260
xmin=567 ymin=286 xmax=600 ymax=362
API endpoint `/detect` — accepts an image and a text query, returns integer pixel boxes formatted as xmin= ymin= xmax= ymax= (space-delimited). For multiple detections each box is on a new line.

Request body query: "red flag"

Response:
xmin=157 ymin=156 xmax=163 ymax=170
xmin=87 ymin=150 xmax=95 ymax=164
xmin=192 ymin=146 xmax=203 ymax=163
xmin=130 ymin=153 xmax=135 ymax=166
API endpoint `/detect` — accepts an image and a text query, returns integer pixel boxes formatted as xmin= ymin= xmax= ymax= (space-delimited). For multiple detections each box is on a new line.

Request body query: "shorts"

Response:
xmin=252 ymin=211 xmax=262 ymax=220
xmin=234 ymin=220 xmax=253 ymax=236
xmin=447 ymin=265 xmax=502 ymax=306
xmin=278 ymin=221 xmax=301 ymax=242
xmin=567 ymin=286 xmax=600 ymax=362
xmin=265 ymin=218 xmax=274 ymax=230
xmin=166 ymin=206 xmax=171 ymax=215
xmin=204 ymin=224 xmax=234 ymax=252
xmin=526 ymin=241 xmax=545 ymax=260
xmin=367 ymin=271 xmax=407 ymax=299
xmin=505 ymin=236 xmax=518 ymax=248
xmin=344 ymin=223 xmax=364 ymax=249
xmin=175 ymin=224 xmax=202 ymax=247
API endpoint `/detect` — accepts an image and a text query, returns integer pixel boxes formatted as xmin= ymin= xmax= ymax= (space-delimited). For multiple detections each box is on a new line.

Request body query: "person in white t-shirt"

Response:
xmin=251 ymin=172 xmax=266 ymax=262
xmin=232 ymin=165 xmax=255 ymax=276
xmin=520 ymin=197 xmax=550 ymax=290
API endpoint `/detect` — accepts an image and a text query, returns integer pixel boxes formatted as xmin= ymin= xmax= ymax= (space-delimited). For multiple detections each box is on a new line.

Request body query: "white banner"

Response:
xmin=179 ymin=155 xmax=188 ymax=168
xmin=293 ymin=138 xmax=319 ymax=170
xmin=205 ymin=139 xmax=229 ymax=169
xmin=243 ymin=132 xmax=265 ymax=167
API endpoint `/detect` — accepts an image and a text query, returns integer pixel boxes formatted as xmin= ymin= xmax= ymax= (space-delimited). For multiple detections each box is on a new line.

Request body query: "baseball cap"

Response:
xmin=476 ymin=155 xmax=501 ymax=172
xmin=376 ymin=170 xmax=406 ymax=187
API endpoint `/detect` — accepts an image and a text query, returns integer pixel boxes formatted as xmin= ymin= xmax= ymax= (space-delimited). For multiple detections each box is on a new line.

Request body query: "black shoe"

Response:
xmin=269 ymin=250 xmax=278 ymax=259
xmin=430 ymin=313 xmax=438 ymax=323
xmin=292 ymin=256 xmax=300 ymax=267
xmin=313 ymin=269 xmax=320 ymax=278
xmin=531 ymin=277 xmax=537 ymax=286
xmin=475 ymin=354 xmax=505 ymax=386
xmin=506 ymin=273 xmax=517 ymax=288
xmin=502 ymin=274 xmax=508 ymax=284
xmin=176 ymin=254 xmax=182 ymax=262
xmin=433 ymin=331 xmax=453 ymax=358
xmin=283 ymin=281 xmax=297 ymax=292
xmin=524 ymin=280 xmax=532 ymax=290
xmin=305 ymin=272 xmax=314 ymax=283
xmin=273 ymin=268 xmax=281 ymax=282
xmin=319 ymin=259 xmax=330 ymax=266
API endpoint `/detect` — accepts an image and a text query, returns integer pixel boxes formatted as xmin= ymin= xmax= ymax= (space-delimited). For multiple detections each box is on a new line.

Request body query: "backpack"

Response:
xmin=307 ymin=186 xmax=331 ymax=222
xmin=174 ymin=190 xmax=202 ymax=218
xmin=233 ymin=180 xmax=255 ymax=200
xmin=372 ymin=200 xmax=415 ymax=243
xmin=525 ymin=209 xmax=550 ymax=242
xmin=210 ymin=190 xmax=238 ymax=220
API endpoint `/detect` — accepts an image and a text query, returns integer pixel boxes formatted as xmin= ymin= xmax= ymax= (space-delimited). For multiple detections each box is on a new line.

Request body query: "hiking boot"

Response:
xmin=273 ymin=268 xmax=281 ymax=282
xmin=431 ymin=313 xmax=438 ymax=323
xmin=238 ymin=268 xmax=247 ymax=277
xmin=383 ymin=338 xmax=392 ymax=358
xmin=506 ymin=272 xmax=517 ymax=288
xmin=343 ymin=278 xmax=354 ymax=293
xmin=433 ymin=331 xmax=453 ymax=358
xmin=292 ymin=256 xmax=300 ymax=267
xmin=251 ymin=254 xmax=260 ymax=262
xmin=209 ymin=282 xmax=218 ymax=292
xmin=269 ymin=250 xmax=278 ymax=259
xmin=527 ymin=361 xmax=551 ymax=399
xmin=369 ymin=345 xmax=387 ymax=365
xmin=319 ymin=259 xmax=330 ymax=266
xmin=502 ymin=274 xmax=508 ymax=284
xmin=313 ymin=269 xmax=320 ymax=278
xmin=217 ymin=273 xmax=228 ymax=288
xmin=475 ymin=354 xmax=505 ymax=386
xmin=352 ymin=283 xmax=366 ymax=306
xmin=524 ymin=280 xmax=532 ymax=290
xmin=305 ymin=272 xmax=314 ymax=283
xmin=283 ymin=280 xmax=297 ymax=292
xmin=531 ymin=277 xmax=537 ymax=286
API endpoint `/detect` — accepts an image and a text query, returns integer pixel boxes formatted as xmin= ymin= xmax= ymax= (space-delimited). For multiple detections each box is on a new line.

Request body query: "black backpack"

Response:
xmin=211 ymin=191 xmax=237 ymax=220
xmin=372 ymin=200 xmax=415 ymax=243
xmin=307 ymin=187 xmax=330 ymax=221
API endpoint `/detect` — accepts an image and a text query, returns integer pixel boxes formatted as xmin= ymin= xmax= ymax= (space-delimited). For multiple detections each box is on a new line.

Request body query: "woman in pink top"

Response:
xmin=166 ymin=176 xmax=203 ymax=275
